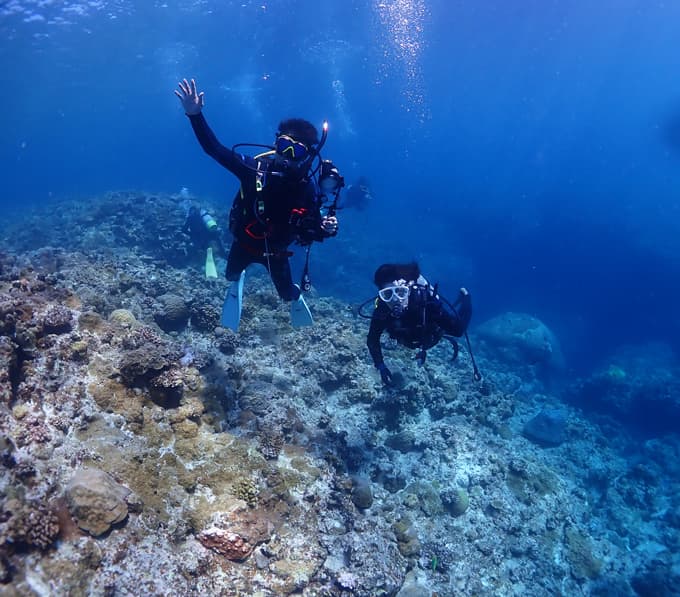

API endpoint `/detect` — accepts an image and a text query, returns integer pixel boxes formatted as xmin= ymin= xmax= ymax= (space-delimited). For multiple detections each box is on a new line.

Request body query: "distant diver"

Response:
xmin=182 ymin=205 xmax=226 ymax=280
xmin=339 ymin=176 xmax=372 ymax=211
xmin=361 ymin=262 xmax=479 ymax=384
xmin=175 ymin=78 xmax=343 ymax=331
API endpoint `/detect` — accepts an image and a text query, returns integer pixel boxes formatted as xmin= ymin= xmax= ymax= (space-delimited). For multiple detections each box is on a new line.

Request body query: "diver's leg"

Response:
xmin=268 ymin=257 xmax=299 ymax=301
xmin=269 ymin=257 xmax=313 ymax=327
xmin=222 ymin=243 xmax=251 ymax=331
xmin=225 ymin=242 xmax=251 ymax=281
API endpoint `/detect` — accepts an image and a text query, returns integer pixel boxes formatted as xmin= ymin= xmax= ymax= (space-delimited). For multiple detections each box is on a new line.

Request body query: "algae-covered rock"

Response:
xmin=565 ymin=526 xmax=602 ymax=580
xmin=441 ymin=487 xmax=469 ymax=517
xmin=404 ymin=481 xmax=443 ymax=516
xmin=65 ymin=468 xmax=131 ymax=536
xmin=351 ymin=476 xmax=373 ymax=509
xmin=396 ymin=569 xmax=432 ymax=597
xmin=385 ymin=430 xmax=419 ymax=453
xmin=393 ymin=517 xmax=421 ymax=557
xmin=523 ymin=408 xmax=567 ymax=447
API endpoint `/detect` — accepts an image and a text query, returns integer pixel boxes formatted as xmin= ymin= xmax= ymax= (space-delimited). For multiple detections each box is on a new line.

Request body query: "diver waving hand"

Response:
xmin=175 ymin=78 xmax=342 ymax=331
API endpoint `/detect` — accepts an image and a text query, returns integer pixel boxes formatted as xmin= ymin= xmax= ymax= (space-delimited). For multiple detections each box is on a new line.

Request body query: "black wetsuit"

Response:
xmin=187 ymin=112 xmax=334 ymax=300
xmin=367 ymin=286 xmax=472 ymax=368
xmin=182 ymin=209 xmax=224 ymax=255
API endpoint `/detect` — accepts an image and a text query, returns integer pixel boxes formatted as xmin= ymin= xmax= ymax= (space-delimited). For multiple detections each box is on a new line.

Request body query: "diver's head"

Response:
xmin=277 ymin=118 xmax=319 ymax=148
xmin=374 ymin=262 xmax=420 ymax=316
xmin=274 ymin=118 xmax=319 ymax=169
xmin=378 ymin=280 xmax=410 ymax=315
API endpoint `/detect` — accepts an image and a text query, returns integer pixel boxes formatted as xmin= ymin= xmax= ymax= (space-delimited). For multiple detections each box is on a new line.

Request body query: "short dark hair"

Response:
xmin=277 ymin=118 xmax=319 ymax=147
xmin=374 ymin=262 xmax=420 ymax=287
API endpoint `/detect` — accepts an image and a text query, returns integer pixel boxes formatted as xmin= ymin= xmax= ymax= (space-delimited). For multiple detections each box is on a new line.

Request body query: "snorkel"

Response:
xmin=317 ymin=120 xmax=329 ymax=153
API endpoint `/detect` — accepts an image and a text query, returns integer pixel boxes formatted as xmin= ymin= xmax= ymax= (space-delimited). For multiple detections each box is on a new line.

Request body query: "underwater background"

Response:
xmin=1 ymin=2 xmax=680 ymax=596
xmin=3 ymin=0 xmax=680 ymax=373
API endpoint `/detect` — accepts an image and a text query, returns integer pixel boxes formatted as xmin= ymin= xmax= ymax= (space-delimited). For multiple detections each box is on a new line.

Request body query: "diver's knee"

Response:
xmin=279 ymin=285 xmax=300 ymax=302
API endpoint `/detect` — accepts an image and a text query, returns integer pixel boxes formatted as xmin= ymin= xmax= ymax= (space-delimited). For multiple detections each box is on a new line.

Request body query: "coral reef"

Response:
xmin=566 ymin=342 xmax=680 ymax=434
xmin=0 ymin=191 xmax=677 ymax=596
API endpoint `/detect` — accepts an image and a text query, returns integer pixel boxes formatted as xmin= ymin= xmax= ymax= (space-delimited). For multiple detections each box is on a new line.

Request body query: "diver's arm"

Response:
xmin=175 ymin=78 xmax=249 ymax=176
xmin=367 ymin=313 xmax=387 ymax=367
xmin=187 ymin=112 xmax=248 ymax=175
xmin=292 ymin=185 xmax=339 ymax=243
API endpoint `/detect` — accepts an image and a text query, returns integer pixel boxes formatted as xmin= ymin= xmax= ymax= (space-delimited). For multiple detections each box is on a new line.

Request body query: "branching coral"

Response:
xmin=2 ymin=499 xmax=60 ymax=550
xmin=258 ymin=429 xmax=284 ymax=460
xmin=190 ymin=302 xmax=220 ymax=332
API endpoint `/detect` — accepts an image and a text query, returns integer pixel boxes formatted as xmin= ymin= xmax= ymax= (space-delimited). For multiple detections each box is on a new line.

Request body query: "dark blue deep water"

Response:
xmin=2 ymin=0 xmax=680 ymax=376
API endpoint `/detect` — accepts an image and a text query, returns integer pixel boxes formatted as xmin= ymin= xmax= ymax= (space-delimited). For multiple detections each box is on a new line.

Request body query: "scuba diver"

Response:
xmin=365 ymin=262 xmax=478 ymax=385
xmin=175 ymin=78 xmax=342 ymax=332
xmin=340 ymin=176 xmax=372 ymax=211
xmin=182 ymin=205 xmax=226 ymax=279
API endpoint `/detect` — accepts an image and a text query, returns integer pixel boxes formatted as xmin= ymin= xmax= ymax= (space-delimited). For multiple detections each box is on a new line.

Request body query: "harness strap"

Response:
xmin=237 ymin=240 xmax=292 ymax=259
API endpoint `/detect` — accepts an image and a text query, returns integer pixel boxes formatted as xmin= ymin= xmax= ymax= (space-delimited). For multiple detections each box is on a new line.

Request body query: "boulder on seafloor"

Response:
xmin=351 ymin=476 xmax=374 ymax=509
xmin=65 ymin=468 xmax=132 ymax=536
xmin=523 ymin=409 xmax=567 ymax=447
xmin=197 ymin=507 xmax=271 ymax=561
xmin=476 ymin=312 xmax=564 ymax=373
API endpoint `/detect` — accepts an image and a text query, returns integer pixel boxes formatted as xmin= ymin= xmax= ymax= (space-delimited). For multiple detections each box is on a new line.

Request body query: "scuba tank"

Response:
xmin=200 ymin=209 xmax=218 ymax=231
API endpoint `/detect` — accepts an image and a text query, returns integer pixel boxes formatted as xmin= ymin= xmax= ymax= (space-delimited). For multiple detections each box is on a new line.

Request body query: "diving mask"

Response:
xmin=379 ymin=279 xmax=410 ymax=314
xmin=275 ymin=134 xmax=309 ymax=161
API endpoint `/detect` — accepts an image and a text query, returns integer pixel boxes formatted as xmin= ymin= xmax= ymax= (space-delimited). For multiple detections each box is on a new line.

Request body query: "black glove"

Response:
xmin=377 ymin=362 xmax=393 ymax=386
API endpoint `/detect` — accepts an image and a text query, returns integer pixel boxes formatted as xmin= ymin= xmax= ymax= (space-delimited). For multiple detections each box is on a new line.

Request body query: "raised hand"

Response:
xmin=174 ymin=78 xmax=204 ymax=115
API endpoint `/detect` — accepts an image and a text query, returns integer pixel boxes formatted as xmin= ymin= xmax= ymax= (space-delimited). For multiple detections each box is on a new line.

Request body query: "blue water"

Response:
xmin=2 ymin=0 xmax=680 ymax=373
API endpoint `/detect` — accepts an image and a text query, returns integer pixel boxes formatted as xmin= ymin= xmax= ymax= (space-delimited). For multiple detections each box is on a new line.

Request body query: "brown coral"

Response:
xmin=154 ymin=293 xmax=189 ymax=331
xmin=258 ymin=430 xmax=284 ymax=460
xmin=190 ymin=302 xmax=220 ymax=332
xmin=42 ymin=305 xmax=73 ymax=335
xmin=0 ymin=336 xmax=17 ymax=405
xmin=108 ymin=308 xmax=137 ymax=328
xmin=149 ymin=367 xmax=184 ymax=407
xmin=121 ymin=325 xmax=163 ymax=350
xmin=215 ymin=328 xmax=238 ymax=354
xmin=3 ymin=499 xmax=60 ymax=550
xmin=233 ymin=478 xmax=259 ymax=508
xmin=14 ymin=414 xmax=52 ymax=447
